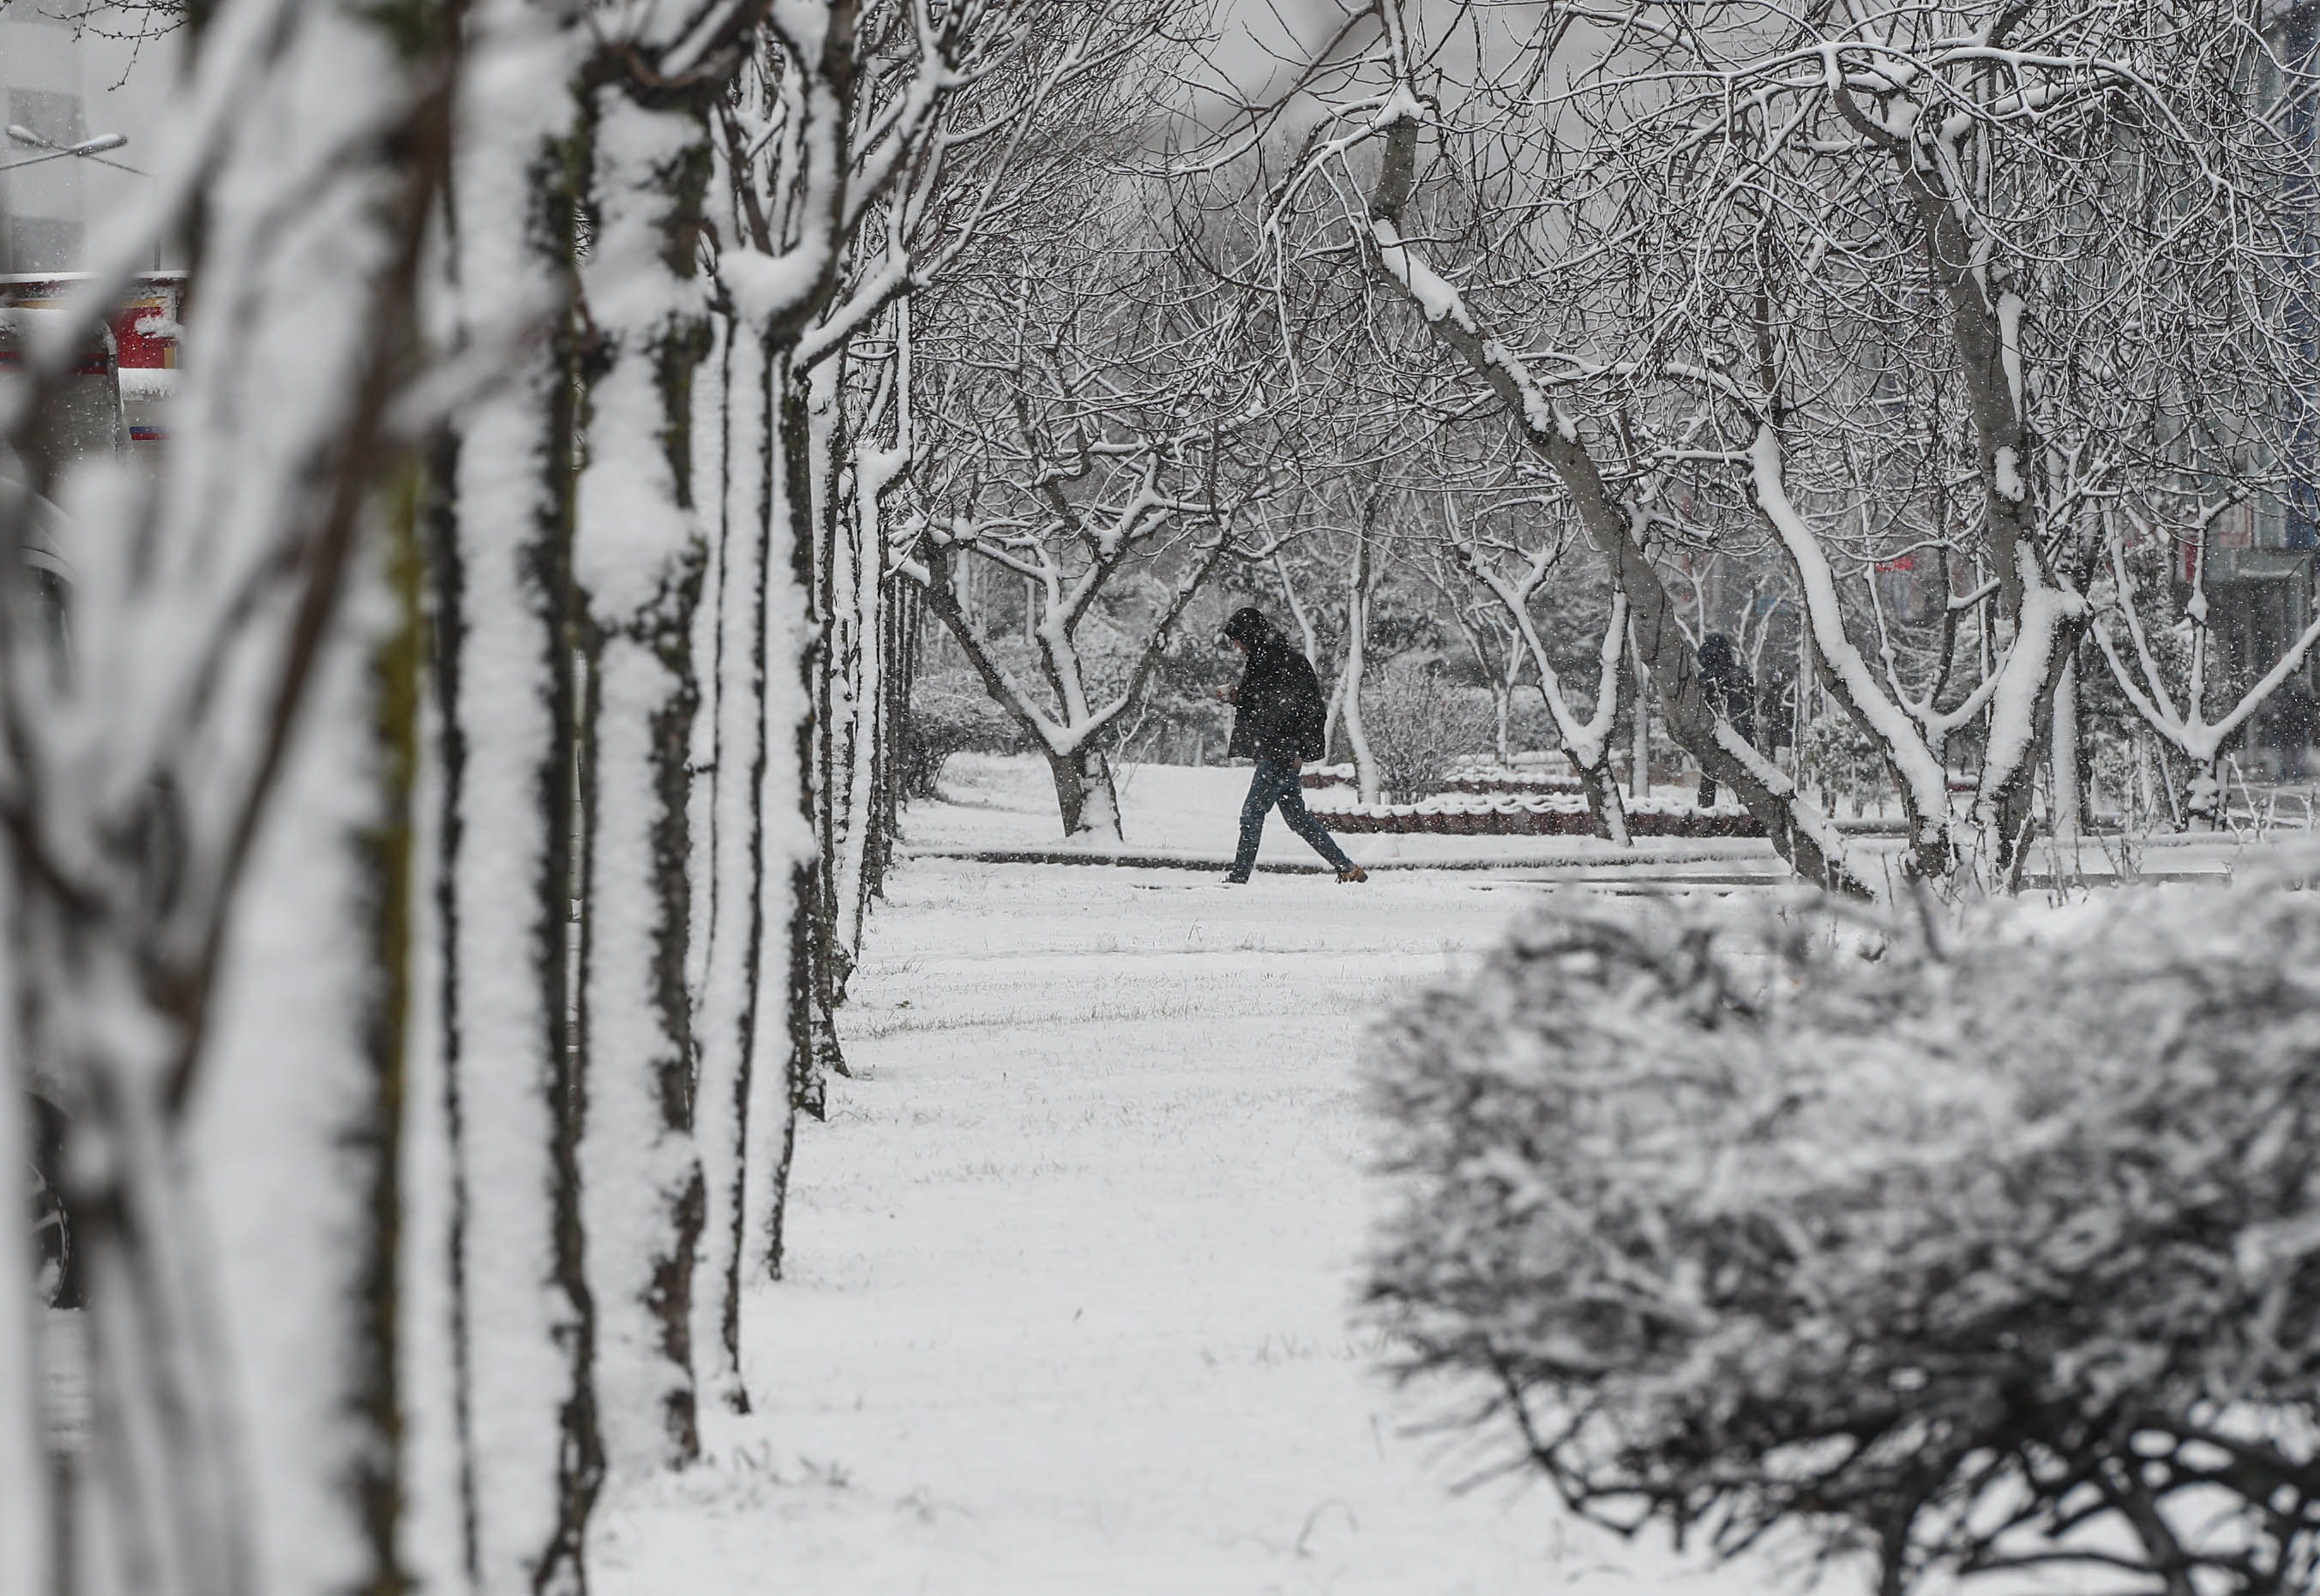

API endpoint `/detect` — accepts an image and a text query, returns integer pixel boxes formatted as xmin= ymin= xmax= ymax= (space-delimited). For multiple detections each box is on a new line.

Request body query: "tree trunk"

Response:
xmin=431 ymin=183 xmax=600 ymax=1596
xmin=568 ymin=79 xmax=715 ymax=1484
xmin=791 ymin=375 xmax=853 ymax=1104
xmin=1629 ymin=625 xmax=1650 ymax=801
xmin=836 ymin=321 xmax=910 ymax=961
xmin=192 ymin=493 xmax=421 ymax=1596
xmin=1340 ymin=551 xmax=1379 ymax=804
xmin=1047 ymin=746 xmax=1124 ymax=840
xmin=1578 ymin=759 xmax=1630 ymax=843
xmin=2186 ymin=754 xmax=2225 ymax=831
xmin=736 ymin=348 xmax=818 ymax=1315
xmin=2052 ymin=653 xmax=2081 ymax=842
xmin=2 ymin=0 xmax=463 ymax=1580
xmin=807 ymin=358 xmax=852 ymax=1004
xmin=688 ymin=311 xmax=771 ymax=1415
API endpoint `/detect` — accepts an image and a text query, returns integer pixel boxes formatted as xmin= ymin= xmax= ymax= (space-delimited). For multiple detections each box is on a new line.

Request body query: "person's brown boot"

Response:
xmin=1336 ymin=865 xmax=1369 ymax=884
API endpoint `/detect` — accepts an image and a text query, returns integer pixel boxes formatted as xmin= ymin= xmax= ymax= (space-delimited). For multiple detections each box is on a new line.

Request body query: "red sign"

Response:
xmin=0 ymin=273 xmax=181 ymax=369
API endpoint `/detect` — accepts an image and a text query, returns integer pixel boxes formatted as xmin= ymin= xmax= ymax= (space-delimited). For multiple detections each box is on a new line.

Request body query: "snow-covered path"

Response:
xmin=596 ymin=853 xmax=1815 ymax=1594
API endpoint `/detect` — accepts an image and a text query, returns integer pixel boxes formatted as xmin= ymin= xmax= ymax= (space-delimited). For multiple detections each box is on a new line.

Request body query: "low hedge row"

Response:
xmin=1301 ymin=767 xmax=1584 ymax=795
xmin=1319 ymin=807 xmax=1764 ymax=837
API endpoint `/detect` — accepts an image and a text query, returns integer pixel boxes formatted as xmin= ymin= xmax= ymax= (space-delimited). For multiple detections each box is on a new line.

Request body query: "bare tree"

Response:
xmin=2095 ymin=505 xmax=2320 ymax=830
xmin=1439 ymin=493 xmax=1632 ymax=840
xmin=902 ymin=195 xmax=1289 ymax=838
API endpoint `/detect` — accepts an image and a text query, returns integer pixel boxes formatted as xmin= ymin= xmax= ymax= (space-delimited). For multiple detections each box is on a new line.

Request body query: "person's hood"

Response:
xmin=1221 ymin=607 xmax=1283 ymax=651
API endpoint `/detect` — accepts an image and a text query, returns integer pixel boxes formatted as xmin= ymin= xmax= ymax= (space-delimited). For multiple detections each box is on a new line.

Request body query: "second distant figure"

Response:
xmin=1213 ymin=607 xmax=1367 ymax=885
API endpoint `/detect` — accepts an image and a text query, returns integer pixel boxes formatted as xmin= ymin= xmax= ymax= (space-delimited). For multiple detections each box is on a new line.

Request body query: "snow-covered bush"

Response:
xmin=905 ymin=667 xmax=1024 ymax=795
xmin=1364 ymin=659 xmax=1497 ymax=802
xmin=1366 ymin=879 xmax=2320 ymax=1593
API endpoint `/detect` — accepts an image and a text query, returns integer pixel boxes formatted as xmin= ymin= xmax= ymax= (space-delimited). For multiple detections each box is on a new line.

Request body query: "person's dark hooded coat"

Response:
xmin=1698 ymin=632 xmax=1756 ymax=741
xmin=1222 ymin=608 xmax=1328 ymax=763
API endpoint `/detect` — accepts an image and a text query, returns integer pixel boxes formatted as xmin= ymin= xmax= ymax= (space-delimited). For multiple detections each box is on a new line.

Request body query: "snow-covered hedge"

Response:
xmin=1301 ymin=762 xmax=1585 ymax=795
xmin=905 ymin=667 xmax=1025 ymax=795
xmin=1365 ymin=879 xmax=2320 ymax=1593
xmin=1313 ymin=790 xmax=1760 ymax=837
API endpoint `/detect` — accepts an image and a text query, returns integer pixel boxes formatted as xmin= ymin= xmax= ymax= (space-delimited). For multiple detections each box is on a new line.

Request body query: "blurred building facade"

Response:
xmin=0 ymin=2 xmax=90 ymax=273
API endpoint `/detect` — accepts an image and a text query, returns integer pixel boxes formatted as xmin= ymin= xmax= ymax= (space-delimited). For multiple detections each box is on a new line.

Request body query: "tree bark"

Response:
xmin=192 ymin=487 xmax=422 ymax=1596
xmin=567 ymin=75 xmax=720 ymax=1483
xmin=433 ymin=125 xmax=600 ymax=1591
xmin=1045 ymin=747 xmax=1123 ymax=838
xmin=687 ymin=309 xmax=772 ymax=1416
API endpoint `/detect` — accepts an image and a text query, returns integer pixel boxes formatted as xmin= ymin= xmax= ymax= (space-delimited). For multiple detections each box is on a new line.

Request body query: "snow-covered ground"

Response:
xmin=33 ymin=756 xmax=2257 ymax=1588
xmin=590 ymin=756 xmax=2274 ymax=1592
xmin=595 ymin=758 xmax=1845 ymax=1593
xmin=598 ymin=861 xmax=1790 ymax=1594
xmin=896 ymin=753 xmax=2248 ymax=885
xmin=904 ymin=753 xmax=1812 ymax=879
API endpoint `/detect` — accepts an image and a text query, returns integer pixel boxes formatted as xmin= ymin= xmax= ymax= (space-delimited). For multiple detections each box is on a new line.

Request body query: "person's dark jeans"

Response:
xmin=1229 ymin=757 xmax=1355 ymax=879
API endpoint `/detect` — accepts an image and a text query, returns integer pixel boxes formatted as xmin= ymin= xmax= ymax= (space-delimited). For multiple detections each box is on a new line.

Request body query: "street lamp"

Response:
xmin=0 ymin=128 xmax=155 ymax=272
xmin=1 ymin=128 xmax=131 ymax=173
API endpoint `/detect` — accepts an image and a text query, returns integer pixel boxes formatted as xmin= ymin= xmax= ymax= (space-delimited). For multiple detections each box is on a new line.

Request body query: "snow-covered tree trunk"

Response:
xmin=430 ymin=353 xmax=598 ymax=1591
xmin=834 ymin=315 xmax=911 ymax=958
xmin=0 ymin=0 xmax=460 ymax=1581
xmin=804 ymin=353 xmax=848 ymax=957
xmin=789 ymin=375 xmax=850 ymax=1105
xmin=568 ymin=75 xmax=720 ymax=1479
xmin=754 ymin=354 xmax=824 ymax=1258
xmin=2052 ymin=654 xmax=2081 ymax=842
xmin=430 ymin=2 xmax=600 ymax=1569
xmin=1047 ymin=747 xmax=1123 ymax=837
xmin=400 ymin=442 xmax=466 ymax=1593
xmin=1449 ymin=526 xmax=1631 ymax=843
xmin=192 ymin=497 xmax=423 ymax=1596
xmin=1629 ymin=627 xmax=1649 ymax=801
xmin=1742 ymin=422 xmax=1969 ymax=880
xmin=908 ymin=515 xmax=1235 ymax=843
xmin=1339 ymin=532 xmax=1380 ymax=804
xmin=868 ymin=580 xmax=922 ymax=891
xmin=687 ymin=306 xmax=772 ymax=1414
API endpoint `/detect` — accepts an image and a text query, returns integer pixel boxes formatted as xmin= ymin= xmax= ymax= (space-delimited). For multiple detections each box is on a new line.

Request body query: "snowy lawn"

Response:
xmin=594 ymin=840 xmax=1819 ymax=1593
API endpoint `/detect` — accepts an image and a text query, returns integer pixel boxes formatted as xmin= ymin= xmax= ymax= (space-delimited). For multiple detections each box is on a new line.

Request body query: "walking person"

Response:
xmin=1213 ymin=607 xmax=1367 ymax=884
xmin=1694 ymin=631 xmax=1756 ymax=808
xmin=2260 ymin=673 xmax=2317 ymax=783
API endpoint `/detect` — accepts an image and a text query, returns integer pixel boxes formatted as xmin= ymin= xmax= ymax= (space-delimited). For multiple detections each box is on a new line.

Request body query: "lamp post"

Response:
xmin=1 ymin=127 xmax=154 ymax=273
